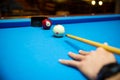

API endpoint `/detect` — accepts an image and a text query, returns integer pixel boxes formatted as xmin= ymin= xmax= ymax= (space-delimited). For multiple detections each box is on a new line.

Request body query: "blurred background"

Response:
xmin=0 ymin=0 xmax=120 ymax=18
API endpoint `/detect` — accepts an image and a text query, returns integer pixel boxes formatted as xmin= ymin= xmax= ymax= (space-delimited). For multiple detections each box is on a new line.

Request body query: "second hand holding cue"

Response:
xmin=66 ymin=34 xmax=120 ymax=55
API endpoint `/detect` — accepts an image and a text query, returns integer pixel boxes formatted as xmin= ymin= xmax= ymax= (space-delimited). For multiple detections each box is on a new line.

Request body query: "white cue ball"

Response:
xmin=53 ymin=24 xmax=65 ymax=37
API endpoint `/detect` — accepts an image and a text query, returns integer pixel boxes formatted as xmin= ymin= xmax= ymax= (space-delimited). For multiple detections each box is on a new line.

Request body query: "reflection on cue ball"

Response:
xmin=53 ymin=24 xmax=65 ymax=37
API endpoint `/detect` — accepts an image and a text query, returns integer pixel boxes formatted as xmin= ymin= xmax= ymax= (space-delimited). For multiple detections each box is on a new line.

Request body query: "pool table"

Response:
xmin=0 ymin=14 xmax=120 ymax=80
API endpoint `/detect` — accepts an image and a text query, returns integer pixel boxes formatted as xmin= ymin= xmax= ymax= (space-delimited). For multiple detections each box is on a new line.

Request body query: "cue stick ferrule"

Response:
xmin=66 ymin=34 xmax=120 ymax=55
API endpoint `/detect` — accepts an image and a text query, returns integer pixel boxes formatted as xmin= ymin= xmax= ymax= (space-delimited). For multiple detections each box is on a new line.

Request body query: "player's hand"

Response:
xmin=59 ymin=43 xmax=116 ymax=80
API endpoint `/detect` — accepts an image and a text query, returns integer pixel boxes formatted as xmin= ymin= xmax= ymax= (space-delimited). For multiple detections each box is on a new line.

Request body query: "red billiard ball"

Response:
xmin=42 ymin=19 xmax=52 ymax=29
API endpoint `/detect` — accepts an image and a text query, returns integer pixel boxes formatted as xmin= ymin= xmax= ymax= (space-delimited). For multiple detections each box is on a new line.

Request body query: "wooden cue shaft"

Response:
xmin=66 ymin=34 xmax=120 ymax=55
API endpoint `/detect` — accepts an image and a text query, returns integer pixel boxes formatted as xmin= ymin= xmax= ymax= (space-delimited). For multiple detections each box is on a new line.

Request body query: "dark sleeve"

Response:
xmin=97 ymin=63 xmax=120 ymax=80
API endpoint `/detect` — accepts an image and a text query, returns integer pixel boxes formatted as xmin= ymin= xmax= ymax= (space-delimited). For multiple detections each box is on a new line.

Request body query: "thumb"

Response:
xmin=104 ymin=42 xmax=108 ymax=45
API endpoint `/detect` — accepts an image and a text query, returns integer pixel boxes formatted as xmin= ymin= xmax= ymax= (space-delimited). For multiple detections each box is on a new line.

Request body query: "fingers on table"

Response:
xmin=68 ymin=52 xmax=85 ymax=60
xmin=59 ymin=59 xmax=79 ymax=67
xmin=79 ymin=50 xmax=89 ymax=55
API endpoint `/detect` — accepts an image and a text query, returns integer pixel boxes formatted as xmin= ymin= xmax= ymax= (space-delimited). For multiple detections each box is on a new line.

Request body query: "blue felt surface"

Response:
xmin=0 ymin=14 xmax=120 ymax=28
xmin=0 ymin=15 xmax=120 ymax=80
xmin=50 ymin=14 xmax=120 ymax=24
xmin=0 ymin=18 xmax=30 ymax=28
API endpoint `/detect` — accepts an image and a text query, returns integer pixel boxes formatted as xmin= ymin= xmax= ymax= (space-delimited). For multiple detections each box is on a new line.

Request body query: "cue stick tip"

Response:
xmin=65 ymin=34 xmax=70 ymax=37
xmin=65 ymin=34 xmax=68 ymax=37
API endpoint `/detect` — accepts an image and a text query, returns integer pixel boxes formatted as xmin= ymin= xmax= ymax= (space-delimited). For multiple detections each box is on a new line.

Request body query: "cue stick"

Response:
xmin=66 ymin=34 xmax=120 ymax=55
